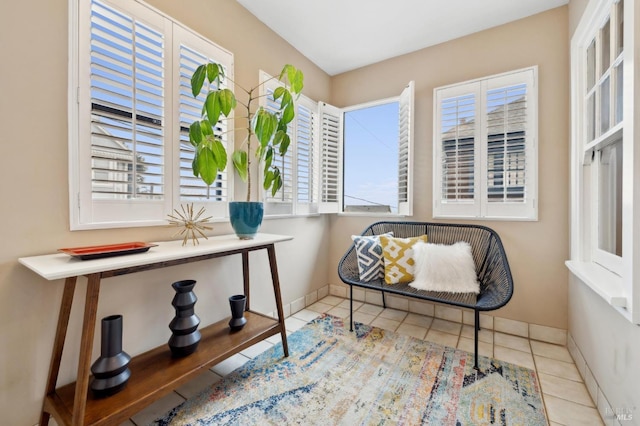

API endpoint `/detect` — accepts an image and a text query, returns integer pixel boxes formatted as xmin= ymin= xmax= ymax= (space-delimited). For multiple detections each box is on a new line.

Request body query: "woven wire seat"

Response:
xmin=338 ymin=221 xmax=514 ymax=369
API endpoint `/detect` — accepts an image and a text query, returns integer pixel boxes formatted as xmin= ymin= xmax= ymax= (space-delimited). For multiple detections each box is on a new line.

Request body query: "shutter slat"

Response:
xmin=90 ymin=0 xmax=165 ymax=200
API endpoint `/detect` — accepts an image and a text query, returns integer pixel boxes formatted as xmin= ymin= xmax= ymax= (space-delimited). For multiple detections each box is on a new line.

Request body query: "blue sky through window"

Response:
xmin=343 ymin=102 xmax=399 ymax=213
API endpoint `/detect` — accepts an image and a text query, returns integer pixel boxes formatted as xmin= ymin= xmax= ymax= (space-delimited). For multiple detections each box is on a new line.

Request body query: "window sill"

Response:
xmin=565 ymin=260 xmax=627 ymax=308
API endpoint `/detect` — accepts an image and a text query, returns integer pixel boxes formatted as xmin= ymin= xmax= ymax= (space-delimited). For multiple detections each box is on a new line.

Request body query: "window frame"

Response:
xmin=319 ymin=82 xmax=415 ymax=216
xmin=432 ymin=67 xmax=538 ymax=221
xmin=69 ymin=0 xmax=234 ymax=230
xmin=568 ymin=0 xmax=640 ymax=324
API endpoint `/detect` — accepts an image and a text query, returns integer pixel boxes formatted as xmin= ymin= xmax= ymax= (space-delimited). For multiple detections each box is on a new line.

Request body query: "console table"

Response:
xmin=19 ymin=233 xmax=292 ymax=426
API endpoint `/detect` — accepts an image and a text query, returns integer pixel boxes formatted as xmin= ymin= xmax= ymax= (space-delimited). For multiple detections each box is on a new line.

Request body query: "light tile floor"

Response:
xmin=55 ymin=296 xmax=603 ymax=426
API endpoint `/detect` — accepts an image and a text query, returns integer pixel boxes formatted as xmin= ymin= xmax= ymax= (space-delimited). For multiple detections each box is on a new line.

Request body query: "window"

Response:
xmin=70 ymin=0 xmax=233 ymax=229
xmin=433 ymin=67 xmax=538 ymax=220
xmin=568 ymin=0 xmax=640 ymax=323
xmin=319 ymin=82 xmax=415 ymax=215
xmin=259 ymin=72 xmax=319 ymax=216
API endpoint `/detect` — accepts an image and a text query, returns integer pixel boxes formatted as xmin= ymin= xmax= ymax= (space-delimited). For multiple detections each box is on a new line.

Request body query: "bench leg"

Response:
xmin=473 ymin=309 xmax=480 ymax=371
xmin=349 ymin=285 xmax=354 ymax=332
xmin=381 ymin=290 xmax=386 ymax=308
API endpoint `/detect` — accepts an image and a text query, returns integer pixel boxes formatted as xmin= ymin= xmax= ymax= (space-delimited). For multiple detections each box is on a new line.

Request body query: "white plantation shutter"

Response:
xmin=318 ymin=102 xmax=342 ymax=213
xmin=484 ymin=69 xmax=536 ymax=219
xmin=433 ymin=67 xmax=537 ymax=220
xmin=71 ymin=0 xmax=234 ymax=228
xmin=173 ymin=25 xmax=232 ymax=218
xmin=260 ymin=72 xmax=294 ymax=215
xmin=434 ymin=81 xmax=481 ymax=218
xmin=90 ymin=1 xmax=165 ymax=201
xmin=75 ymin=0 xmax=172 ymax=227
xmin=296 ymin=95 xmax=319 ymax=214
xmin=397 ymin=81 xmax=414 ymax=216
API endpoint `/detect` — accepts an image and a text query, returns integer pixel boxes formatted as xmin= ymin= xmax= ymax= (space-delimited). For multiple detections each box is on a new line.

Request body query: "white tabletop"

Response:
xmin=18 ymin=233 xmax=293 ymax=281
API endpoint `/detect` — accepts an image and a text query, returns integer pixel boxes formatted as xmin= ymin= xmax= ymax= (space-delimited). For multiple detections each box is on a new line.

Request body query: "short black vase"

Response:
xmin=90 ymin=315 xmax=131 ymax=398
xmin=228 ymin=294 xmax=247 ymax=330
xmin=168 ymin=280 xmax=201 ymax=357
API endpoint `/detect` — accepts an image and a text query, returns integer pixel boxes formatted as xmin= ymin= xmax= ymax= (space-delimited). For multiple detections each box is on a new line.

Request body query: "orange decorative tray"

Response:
xmin=58 ymin=242 xmax=158 ymax=260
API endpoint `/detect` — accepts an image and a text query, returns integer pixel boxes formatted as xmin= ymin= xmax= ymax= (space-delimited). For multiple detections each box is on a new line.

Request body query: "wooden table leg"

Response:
xmin=267 ymin=245 xmax=288 ymax=357
xmin=242 ymin=251 xmax=250 ymax=311
xmin=71 ymin=274 xmax=101 ymax=426
xmin=39 ymin=277 xmax=77 ymax=426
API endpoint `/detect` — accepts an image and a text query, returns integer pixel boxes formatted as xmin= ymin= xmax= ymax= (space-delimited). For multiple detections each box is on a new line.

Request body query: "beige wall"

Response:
xmin=0 ymin=1 xmax=330 ymax=425
xmin=328 ymin=7 xmax=570 ymax=329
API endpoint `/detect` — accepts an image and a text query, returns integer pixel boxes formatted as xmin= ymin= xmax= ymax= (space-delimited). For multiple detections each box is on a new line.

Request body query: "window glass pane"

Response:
xmin=587 ymin=92 xmax=596 ymax=142
xmin=600 ymin=18 xmax=610 ymax=77
xmin=586 ymin=39 xmax=596 ymax=91
xmin=343 ymin=102 xmax=399 ymax=213
xmin=599 ymin=76 xmax=610 ymax=135
xmin=614 ymin=61 xmax=623 ymax=125
xmin=616 ymin=0 xmax=624 ymax=56
xmin=598 ymin=139 xmax=623 ymax=256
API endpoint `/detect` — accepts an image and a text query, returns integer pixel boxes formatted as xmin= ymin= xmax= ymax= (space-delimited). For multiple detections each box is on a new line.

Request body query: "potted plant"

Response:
xmin=188 ymin=63 xmax=304 ymax=239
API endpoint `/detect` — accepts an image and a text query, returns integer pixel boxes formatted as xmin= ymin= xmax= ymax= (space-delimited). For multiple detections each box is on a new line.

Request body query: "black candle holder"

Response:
xmin=228 ymin=294 xmax=247 ymax=330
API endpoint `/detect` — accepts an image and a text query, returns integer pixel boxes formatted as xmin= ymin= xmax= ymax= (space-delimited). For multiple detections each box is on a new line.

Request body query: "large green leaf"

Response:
xmin=281 ymin=102 xmax=295 ymax=125
xmin=232 ymin=150 xmax=248 ymax=182
xmin=191 ymin=65 xmax=207 ymax=97
xmin=278 ymin=134 xmax=291 ymax=156
xmin=253 ymin=109 xmax=278 ymax=147
xmin=192 ymin=153 xmax=199 ymax=177
xmin=206 ymin=63 xmax=220 ymax=85
xmin=205 ymin=91 xmax=221 ymax=127
xmin=273 ymin=86 xmax=286 ymax=102
xmin=218 ymin=88 xmax=236 ymax=116
xmin=200 ymin=119 xmax=214 ymax=136
xmin=291 ymin=69 xmax=304 ymax=94
xmin=280 ymin=64 xmax=304 ymax=94
xmin=189 ymin=121 xmax=202 ymax=147
xmin=210 ymin=138 xmax=227 ymax=171
xmin=272 ymin=172 xmax=283 ymax=196
xmin=196 ymin=144 xmax=218 ymax=186
xmin=263 ymin=146 xmax=273 ymax=173
xmin=263 ymin=169 xmax=275 ymax=190
xmin=272 ymin=130 xmax=285 ymax=147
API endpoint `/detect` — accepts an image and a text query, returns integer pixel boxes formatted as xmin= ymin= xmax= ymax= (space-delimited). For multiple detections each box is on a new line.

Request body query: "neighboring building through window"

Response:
xmin=433 ymin=67 xmax=538 ymax=220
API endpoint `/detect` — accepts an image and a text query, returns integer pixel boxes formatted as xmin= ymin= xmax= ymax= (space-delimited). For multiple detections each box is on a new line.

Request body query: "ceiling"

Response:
xmin=237 ymin=0 xmax=568 ymax=76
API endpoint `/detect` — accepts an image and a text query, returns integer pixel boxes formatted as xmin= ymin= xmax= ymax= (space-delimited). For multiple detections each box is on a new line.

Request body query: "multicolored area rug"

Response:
xmin=152 ymin=314 xmax=547 ymax=425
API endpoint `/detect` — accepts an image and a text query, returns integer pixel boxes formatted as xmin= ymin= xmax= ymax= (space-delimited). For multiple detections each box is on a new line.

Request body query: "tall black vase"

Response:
xmin=168 ymin=279 xmax=201 ymax=357
xmin=90 ymin=315 xmax=131 ymax=398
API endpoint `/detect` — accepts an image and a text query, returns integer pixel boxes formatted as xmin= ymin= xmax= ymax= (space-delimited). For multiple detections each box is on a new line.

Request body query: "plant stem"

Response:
xmin=246 ymin=87 xmax=254 ymax=202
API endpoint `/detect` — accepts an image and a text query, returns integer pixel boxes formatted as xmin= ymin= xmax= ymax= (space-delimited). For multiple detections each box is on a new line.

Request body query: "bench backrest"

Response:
xmin=342 ymin=221 xmax=513 ymax=309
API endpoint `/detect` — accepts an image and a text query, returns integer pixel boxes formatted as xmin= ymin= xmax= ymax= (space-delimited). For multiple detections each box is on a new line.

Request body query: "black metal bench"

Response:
xmin=338 ymin=221 xmax=514 ymax=369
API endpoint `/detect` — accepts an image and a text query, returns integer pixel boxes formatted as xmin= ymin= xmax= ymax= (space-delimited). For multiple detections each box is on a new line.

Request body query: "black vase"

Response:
xmin=168 ymin=280 xmax=201 ymax=357
xmin=90 ymin=315 xmax=131 ymax=398
xmin=228 ymin=294 xmax=247 ymax=330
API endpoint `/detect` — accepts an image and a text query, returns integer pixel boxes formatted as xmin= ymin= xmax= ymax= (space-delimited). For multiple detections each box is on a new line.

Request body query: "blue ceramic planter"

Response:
xmin=229 ymin=201 xmax=264 ymax=239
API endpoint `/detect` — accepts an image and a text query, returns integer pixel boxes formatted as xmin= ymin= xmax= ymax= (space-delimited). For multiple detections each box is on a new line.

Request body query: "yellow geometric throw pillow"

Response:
xmin=380 ymin=235 xmax=428 ymax=284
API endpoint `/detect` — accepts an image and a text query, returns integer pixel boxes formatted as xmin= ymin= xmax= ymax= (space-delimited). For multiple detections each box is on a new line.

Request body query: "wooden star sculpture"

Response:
xmin=167 ymin=203 xmax=213 ymax=246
